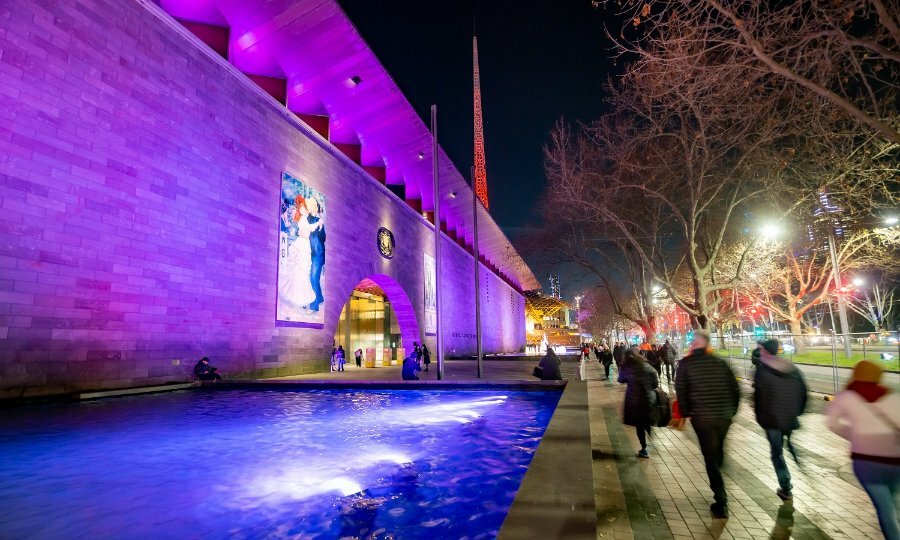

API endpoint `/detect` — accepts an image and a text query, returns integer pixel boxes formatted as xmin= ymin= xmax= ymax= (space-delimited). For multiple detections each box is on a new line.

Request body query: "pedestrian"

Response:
xmin=675 ymin=329 xmax=740 ymax=519
xmin=619 ymin=349 xmax=659 ymax=458
xmin=335 ymin=345 xmax=346 ymax=372
xmin=613 ymin=342 xmax=625 ymax=368
xmin=193 ymin=357 xmax=222 ymax=381
xmin=422 ymin=344 xmax=431 ymax=371
xmin=354 ymin=348 xmax=363 ymax=368
xmin=661 ymin=339 xmax=676 ymax=381
xmin=753 ymin=339 xmax=807 ymax=502
xmin=601 ymin=346 xmax=614 ymax=380
xmin=330 ymin=347 xmax=337 ymax=372
xmin=827 ymin=360 xmax=900 ymax=540
xmin=648 ymin=344 xmax=662 ymax=375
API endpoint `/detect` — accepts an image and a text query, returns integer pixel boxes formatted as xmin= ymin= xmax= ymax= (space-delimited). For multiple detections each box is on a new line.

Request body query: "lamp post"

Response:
xmin=431 ymin=105 xmax=444 ymax=380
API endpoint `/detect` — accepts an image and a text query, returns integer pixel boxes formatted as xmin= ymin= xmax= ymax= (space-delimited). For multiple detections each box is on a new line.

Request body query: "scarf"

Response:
xmin=847 ymin=381 xmax=889 ymax=403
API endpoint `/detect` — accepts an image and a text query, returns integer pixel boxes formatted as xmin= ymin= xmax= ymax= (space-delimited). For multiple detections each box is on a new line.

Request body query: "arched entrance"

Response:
xmin=333 ymin=275 xmax=420 ymax=369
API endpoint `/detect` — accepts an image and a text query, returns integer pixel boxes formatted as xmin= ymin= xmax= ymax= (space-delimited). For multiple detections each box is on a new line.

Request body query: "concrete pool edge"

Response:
xmin=498 ymin=380 xmax=597 ymax=539
xmin=205 ymin=379 xmax=567 ymax=391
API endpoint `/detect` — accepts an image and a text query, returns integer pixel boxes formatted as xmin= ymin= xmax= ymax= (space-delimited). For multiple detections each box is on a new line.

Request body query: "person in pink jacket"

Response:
xmin=827 ymin=360 xmax=900 ymax=540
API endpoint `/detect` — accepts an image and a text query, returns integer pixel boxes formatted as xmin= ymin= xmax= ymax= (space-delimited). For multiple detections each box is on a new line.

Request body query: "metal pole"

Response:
xmin=830 ymin=329 xmax=839 ymax=395
xmin=827 ymin=232 xmax=853 ymax=359
xmin=471 ymin=166 xmax=483 ymax=378
xmin=431 ymin=105 xmax=444 ymax=381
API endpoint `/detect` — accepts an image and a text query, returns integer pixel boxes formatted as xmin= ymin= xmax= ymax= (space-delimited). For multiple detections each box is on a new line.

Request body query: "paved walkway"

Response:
xmin=585 ymin=360 xmax=883 ymax=540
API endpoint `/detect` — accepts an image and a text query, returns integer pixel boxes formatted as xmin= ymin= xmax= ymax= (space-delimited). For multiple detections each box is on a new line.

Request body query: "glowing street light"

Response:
xmin=758 ymin=222 xmax=783 ymax=240
xmin=885 ymin=216 xmax=898 ymax=226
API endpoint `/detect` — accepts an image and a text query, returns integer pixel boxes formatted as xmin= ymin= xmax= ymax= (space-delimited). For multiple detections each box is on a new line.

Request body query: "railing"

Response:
xmin=709 ymin=331 xmax=900 ymax=395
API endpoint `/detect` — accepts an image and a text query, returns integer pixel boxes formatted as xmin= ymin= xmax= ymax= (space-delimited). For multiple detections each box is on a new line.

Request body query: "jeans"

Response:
xmin=765 ymin=429 xmax=792 ymax=493
xmin=663 ymin=362 xmax=673 ymax=381
xmin=603 ymin=362 xmax=611 ymax=378
xmin=692 ymin=418 xmax=732 ymax=506
xmin=853 ymin=459 xmax=900 ymax=540
xmin=636 ymin=424 xmax=651 ymax=450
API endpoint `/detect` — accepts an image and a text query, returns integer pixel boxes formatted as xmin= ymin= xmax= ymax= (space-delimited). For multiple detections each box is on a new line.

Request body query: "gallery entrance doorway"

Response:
xmin=334 ymin=275 xmax=420 ymax=369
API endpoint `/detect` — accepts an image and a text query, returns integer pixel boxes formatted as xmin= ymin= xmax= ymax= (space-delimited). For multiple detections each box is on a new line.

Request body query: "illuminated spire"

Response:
xmin=473 ymin=36 xmax=489 ymax=209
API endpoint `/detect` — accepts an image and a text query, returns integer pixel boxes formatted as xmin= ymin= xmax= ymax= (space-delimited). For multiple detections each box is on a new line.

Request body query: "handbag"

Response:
xmin=654 ymin=388 xmax=672 ymax=427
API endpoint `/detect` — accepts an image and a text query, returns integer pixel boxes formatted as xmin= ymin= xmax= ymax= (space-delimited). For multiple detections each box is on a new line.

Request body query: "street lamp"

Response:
xmin=759 ymin=222 xmax=783 ymax=240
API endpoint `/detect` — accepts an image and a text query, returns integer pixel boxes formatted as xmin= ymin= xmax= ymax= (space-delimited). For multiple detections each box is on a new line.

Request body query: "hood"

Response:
xmin=760 ymin=354 xmax=794 ymax=374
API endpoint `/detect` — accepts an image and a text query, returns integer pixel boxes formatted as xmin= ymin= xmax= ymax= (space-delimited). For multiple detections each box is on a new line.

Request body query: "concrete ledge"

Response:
xmin=75 ymin=382 xmax=199 ymax=400
xmin=499 ymin=380 xmax=596 ymax=539
xmin=208 ymin=379 xmax=566 ymax=392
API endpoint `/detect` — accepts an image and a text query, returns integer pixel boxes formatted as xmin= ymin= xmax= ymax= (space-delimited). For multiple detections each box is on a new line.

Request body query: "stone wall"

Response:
xmin=0 ymin=0 xmax=525 ymax=398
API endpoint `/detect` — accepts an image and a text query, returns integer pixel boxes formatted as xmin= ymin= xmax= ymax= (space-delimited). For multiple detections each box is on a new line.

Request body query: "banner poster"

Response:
xmin=277 ymin=172 xmax=326 ymax=326
xmin=424 ymin=253 xmax=437 ymax=335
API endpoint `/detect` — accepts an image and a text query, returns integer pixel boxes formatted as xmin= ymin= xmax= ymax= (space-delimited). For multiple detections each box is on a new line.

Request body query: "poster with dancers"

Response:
xmin=424 ymin=253 xmax=436 ymax=335
xmin=277 ymin=172 xmax=326 ymax=326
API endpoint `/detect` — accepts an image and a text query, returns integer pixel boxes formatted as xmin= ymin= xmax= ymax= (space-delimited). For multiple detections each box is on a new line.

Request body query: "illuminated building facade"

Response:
xmin=0 ymin=0 xmax=539 ymax=397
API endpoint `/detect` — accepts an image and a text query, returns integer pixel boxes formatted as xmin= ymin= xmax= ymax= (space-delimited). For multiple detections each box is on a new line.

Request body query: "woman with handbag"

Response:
xmin=619 ymin=349 xmax=659 ymax=458
xmin=827 ymin=360 xmax=900 ymax=540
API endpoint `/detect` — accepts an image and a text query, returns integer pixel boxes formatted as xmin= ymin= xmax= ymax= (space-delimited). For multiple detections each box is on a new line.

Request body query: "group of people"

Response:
xmin=401 ymin=342 xmax=432 ymax=380
xmin=584 ymin=338 xmax=678 ymax=382
xmin=615 ymin=330 xmax=899 ymax=537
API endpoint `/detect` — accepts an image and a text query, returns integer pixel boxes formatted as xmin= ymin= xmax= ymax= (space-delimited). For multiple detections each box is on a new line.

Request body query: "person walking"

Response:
xmin=354 ymin=348 xmax=363 ymax=368
xmin=601 ymin=346 xmax=614 ymax=380
xmin=613 ymin=342 xmax=625 ymax=369
xmin=330 ymin=347 xmax=337 ymax=372
xmin=827 ymin=360 xmax=900 ymax=540
xmin=422 ymin=345 xmax=431 ymax=371
xmin=661 ymin=339 xmax=676 ymax=381
xmin=335 ymin=345 xmax=346 ymax=372
xmin=647 ymin=344 xmax=662 ymax=376
xmin=619 ymin=349 xmax=659 ymax=458
xmin=753 ymin=339 xmax=808 ymax=502
xmin=675 ymin=329 xmax=740 ymax=519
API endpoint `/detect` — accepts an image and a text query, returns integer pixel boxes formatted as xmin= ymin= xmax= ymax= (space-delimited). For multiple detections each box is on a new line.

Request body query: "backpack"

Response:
xmin=654 ymin=388 xmax=672 ymax=427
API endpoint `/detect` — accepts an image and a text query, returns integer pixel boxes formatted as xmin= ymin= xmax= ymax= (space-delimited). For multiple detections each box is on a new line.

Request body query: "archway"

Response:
xmin=333 ymin=275 xmax=420 ymax=369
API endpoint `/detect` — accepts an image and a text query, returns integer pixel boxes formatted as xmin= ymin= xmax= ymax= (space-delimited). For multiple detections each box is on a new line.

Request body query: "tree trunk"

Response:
xmin=788 ymin=319 xmax=807 ymax=354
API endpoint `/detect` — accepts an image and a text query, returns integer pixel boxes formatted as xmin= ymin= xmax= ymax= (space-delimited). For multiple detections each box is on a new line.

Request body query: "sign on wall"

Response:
xmin=424 ymin=253 xmax=437 ymax=335
xmin=277 ymin=171 xmax=326 ymax=326
xmin=377 ymin=227 xmax=395 ymax=259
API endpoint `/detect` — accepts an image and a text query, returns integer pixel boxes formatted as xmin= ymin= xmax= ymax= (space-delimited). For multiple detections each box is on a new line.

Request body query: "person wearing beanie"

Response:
xmin=675 ymin=329 xmax=740 ymax=519
xmin=827 ymin=360 xmax=900 ymax=540
xmin=753 ymin=339 xmax=808 ymax=502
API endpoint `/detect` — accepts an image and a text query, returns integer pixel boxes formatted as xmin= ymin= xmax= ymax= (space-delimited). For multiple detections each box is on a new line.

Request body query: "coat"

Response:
xmin=675 ymin=348 xmax=740 ymax=421
xmin=618 ymin=355 xmax=659 ymax=426
xmin=753 ymin=355 xmax=807 ymax=431
xmin=538 ymin=350 xmax=562 ymax=381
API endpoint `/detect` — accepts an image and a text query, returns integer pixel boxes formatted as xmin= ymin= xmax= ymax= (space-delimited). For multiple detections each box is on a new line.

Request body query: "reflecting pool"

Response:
xmin=0 ymin=388 xmax=560 ymax=539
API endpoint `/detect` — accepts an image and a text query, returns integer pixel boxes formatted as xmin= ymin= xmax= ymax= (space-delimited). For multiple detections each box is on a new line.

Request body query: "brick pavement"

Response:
xmin=585 ymin=360 xmax=884 ymax=540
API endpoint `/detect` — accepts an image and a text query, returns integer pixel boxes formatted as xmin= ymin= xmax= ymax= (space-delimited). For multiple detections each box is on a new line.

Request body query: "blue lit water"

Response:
xmin=0 ymin=388 xmax=560 ymax=539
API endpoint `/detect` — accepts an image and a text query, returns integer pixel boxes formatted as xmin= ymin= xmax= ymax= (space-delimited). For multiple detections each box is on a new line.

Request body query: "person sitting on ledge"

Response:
xmin=402 ymin=352 xmax=422 ymax=381
xmin=534 ymin=349 xmax=562 ymax=381
xmin=194 ymin=357 xmax=222 ymax=381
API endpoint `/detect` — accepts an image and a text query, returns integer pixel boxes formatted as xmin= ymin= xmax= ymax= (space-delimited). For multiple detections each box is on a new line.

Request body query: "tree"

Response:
xmin=740 ymin=227 xmax=897 ymax=351
xmin=848 ymin=279 xmax=898 ymax=331
xmin=607 ymin=0 xmax=900 ymax=145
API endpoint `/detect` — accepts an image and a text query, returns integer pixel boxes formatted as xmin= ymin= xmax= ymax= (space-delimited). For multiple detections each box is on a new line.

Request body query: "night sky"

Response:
xmin=339 ymin=0 xmax=614 ymax=256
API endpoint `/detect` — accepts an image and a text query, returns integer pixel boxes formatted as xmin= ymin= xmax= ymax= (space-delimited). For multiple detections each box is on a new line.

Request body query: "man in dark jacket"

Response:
xmin=753 ymin=339 xmax=807 ymax=502
xmin=613 ymin=342 xmax=625 ymax=368
xmin=675 ymin=330 xmax=740 ymax=518
xmin=660 ymin=339 xmax=677 ymax=381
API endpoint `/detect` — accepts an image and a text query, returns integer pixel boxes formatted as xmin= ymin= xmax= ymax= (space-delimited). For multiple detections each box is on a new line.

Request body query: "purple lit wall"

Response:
xmin=0 ymin=0 xmax=525 ymax=398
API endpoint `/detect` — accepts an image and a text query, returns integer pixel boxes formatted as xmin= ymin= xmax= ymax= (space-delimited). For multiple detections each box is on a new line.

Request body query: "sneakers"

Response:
xmin=776 ymin=488 xmax=793 ymax=501
xmin=637 ymin=449 xmax=649 ymax=458
xmin=710 ymin=503 xmax=728 ymax=519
